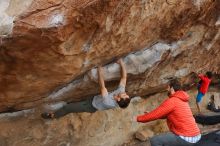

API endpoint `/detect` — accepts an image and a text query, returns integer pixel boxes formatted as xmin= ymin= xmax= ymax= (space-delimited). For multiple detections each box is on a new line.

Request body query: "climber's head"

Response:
xmin=115 ymin=92 xmax=130 ymax=108
xmin=167 ymin=79 xmax=181 ymax=96
xmin=206 ymin=71 xmax=213 ymax=79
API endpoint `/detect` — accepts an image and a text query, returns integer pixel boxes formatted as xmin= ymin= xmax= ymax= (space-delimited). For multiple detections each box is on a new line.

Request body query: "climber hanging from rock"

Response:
xmin=135 ymin=79 xmax=201 ymax=146
xmin=194 ymin=71 xmax=212 ymax=114
xmin=41 ymin=59 xmax=131 ymax=119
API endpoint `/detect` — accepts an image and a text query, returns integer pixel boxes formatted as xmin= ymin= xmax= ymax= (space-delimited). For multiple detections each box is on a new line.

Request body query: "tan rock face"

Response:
xmin=0 ymin=0 xmax=220 ymax=112
xmin=135 ymin=129 xmax=154 ymax=141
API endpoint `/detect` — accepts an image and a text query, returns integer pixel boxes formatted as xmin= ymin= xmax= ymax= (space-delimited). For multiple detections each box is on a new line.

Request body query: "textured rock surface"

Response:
xmin=0 ymin=1 xmax=220 ymax=146
xmin=135 ymin=129 xmax=154 ymax=142
xmin=0 ymin=0 xmax=220 ymax=112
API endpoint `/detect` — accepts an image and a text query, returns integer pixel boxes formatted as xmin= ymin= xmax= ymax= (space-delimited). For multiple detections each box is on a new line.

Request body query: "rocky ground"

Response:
xmin=0 ymin=90 xmax=219 ymax=146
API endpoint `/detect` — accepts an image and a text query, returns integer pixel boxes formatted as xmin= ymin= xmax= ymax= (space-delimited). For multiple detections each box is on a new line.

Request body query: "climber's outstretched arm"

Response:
xmin=117 ymin=59 xmax=127 ymax=87
xmin=98 ymin=66 xmax=108 ymax=96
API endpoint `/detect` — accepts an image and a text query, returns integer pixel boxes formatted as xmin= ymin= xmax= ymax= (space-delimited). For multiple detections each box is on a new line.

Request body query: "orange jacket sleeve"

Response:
xmin=137 ymin=98 xmax=175 ymax=123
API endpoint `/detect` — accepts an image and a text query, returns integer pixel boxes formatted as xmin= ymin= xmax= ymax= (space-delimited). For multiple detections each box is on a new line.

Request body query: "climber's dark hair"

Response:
xmin=206 ymin=71 xmax=213 ymax=79
xmin=169 ymin=79 xmax=181 ymax=91
xmin=117 ymin=98 xmax=131 ymax=109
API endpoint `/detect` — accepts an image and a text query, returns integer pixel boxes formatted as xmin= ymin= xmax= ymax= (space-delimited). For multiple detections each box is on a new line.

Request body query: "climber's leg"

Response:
xmin=196 ymin=91 xmax=204 ymax=114
xmin=42 ymin=98 xmax=97 ymax=119
xmin=54 ymin=98 xmax=96 ymax=118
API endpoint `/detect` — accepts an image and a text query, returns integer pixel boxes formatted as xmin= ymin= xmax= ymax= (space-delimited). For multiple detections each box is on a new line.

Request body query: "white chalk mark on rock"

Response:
xmin=0 ymin=109 xmax=34 ymax=119
xmin=50 ymin=13 xmax=64 ymax=27
xmin=43 ymin=102 xmax=67 ymax=111
xmin=0 ymin=0 xmax=14 ymax=36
